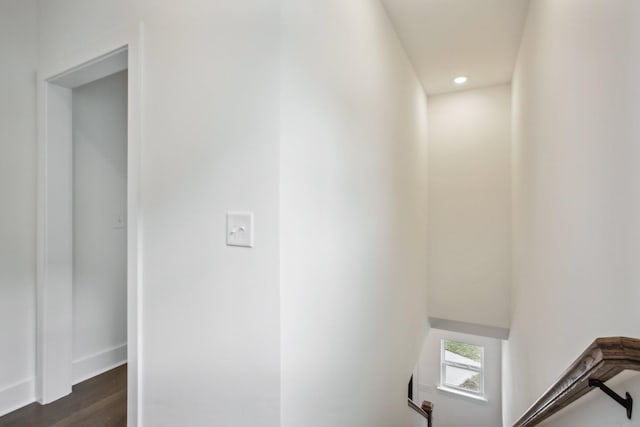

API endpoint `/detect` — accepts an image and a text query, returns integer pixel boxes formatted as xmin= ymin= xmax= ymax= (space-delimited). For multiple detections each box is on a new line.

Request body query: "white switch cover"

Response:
xmin=226 ymin=212 xmax=254 ymax=248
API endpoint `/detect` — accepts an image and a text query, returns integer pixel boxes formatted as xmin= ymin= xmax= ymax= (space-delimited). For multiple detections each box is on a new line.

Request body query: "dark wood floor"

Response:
xmin=0 ymin=365 xmax=126 ymax=427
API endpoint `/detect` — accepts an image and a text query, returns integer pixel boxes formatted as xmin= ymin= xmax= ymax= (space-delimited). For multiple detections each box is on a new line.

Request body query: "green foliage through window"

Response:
xmin=444 ymin=340 xmax=482 ymax=362
xmin=460 ymin=374 xmax=481 ymax=392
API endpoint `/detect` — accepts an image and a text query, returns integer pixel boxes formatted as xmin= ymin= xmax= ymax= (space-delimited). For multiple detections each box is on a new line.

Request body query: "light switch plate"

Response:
xmin=226 ymin=212 xmax=254 ymax=248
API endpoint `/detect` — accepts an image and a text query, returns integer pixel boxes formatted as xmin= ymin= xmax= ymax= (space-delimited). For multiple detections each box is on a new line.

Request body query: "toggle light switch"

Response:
xmin=226 ymin=212 xmax=254 ymax=248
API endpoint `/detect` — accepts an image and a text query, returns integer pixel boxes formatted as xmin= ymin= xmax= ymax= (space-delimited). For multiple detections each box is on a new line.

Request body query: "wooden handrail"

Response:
xmin=408 ymin=399 xmax=433 ymax=427
xmin=514 ymin=337 xmax=640 ymax=427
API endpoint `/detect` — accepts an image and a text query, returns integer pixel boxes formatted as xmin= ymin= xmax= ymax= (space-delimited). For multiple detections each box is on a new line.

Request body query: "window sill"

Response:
xmin=437 ymin=385 xmax=489 ymax=403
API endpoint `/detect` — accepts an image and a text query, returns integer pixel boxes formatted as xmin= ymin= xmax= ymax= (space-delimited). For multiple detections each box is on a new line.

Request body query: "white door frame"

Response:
xmin=36 ymin=26 xmax=143 ymax=426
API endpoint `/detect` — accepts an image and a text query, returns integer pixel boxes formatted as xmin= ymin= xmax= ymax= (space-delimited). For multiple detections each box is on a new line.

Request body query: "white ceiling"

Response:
xmin=381 ymin=0 xmax=530 ymax=95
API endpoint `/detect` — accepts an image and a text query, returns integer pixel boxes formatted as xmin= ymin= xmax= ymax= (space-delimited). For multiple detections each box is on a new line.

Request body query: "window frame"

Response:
xmin=440 ymin=339 xmax=485 ymax=397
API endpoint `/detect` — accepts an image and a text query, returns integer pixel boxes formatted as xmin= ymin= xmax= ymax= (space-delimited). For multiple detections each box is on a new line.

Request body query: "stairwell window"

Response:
xmin=440 ymin=340 xmax=485 ymax=397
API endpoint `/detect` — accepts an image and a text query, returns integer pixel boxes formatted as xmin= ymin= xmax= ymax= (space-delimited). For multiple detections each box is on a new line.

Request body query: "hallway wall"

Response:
xmin=280 ymin=1 xmax=429 ymax=426
xmin=72 ymin=71 xmax=128 ymax=384
xmin=0 ymin=0 xmax=38 ymax=416
xmin=17 ymin=1 xmax=429 ymax=425
xmin=505 ymin=1 xmax=640 ymax=425
xmin=427 ymin=84 xmax=511 ymax=329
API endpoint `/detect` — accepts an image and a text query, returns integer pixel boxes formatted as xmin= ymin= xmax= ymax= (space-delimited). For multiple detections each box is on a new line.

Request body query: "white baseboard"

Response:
xmin=0 ymin=378 xmax=35 ymax=417
xmin=72 ymin=343 xmax=127 ymax=385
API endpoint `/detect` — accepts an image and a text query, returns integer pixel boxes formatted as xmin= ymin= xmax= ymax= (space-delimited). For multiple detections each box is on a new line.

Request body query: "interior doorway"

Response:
xmin=71 ymin=68 xmax=128 ymax=386
xmin=37 ymin=43 xmax=140 ymax=426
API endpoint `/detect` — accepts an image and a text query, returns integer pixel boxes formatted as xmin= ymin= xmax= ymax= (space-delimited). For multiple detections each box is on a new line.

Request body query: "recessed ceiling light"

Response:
xmin=454 ymin=76 xmax=468 ymax=85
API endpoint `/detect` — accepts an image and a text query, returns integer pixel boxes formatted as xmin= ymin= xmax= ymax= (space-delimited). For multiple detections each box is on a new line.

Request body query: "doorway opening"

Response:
xmin=71 ymin=67 xmax=128 ymax=385
xmin=37 ymin=44 xmax=140 ymax=425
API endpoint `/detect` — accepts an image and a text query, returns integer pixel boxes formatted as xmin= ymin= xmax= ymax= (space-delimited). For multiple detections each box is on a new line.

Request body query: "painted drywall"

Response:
xmin=0 ymin=0 xmax=38 ymax=416
xmin=72 ymin=71 xmax=128 ymax=384
xmin=427 ymin=84 xmax=511 ymax=329
xmin=280 ymin=1 xmax=429 ymax=426
xmin=35 ymin=1 xmax=429 ymax=425
xmin=417 ymin=329 xmax=502 ymax=427
xmin=38 ymin=1 xmax=280 ymax=425
xmin=505 ymin=1 xmax=640 ymax=426
xmin=381 ymin=0 xmax=529 ymax=95
xmin=407 ymin=406 xmax=428 ymax=427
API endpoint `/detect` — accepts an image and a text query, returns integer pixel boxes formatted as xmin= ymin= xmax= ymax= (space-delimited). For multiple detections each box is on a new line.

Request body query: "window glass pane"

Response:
xmin=444 ymin=340 xmax=482 ymax=367
xmin=444 ymin=365 xmax=481 ymax=393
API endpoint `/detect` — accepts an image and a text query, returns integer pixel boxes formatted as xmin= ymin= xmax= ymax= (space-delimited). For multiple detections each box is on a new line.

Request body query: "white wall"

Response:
xmin=0 ymin=0 xmax=38 ymax=416
xmin=280 ymin=1 xmax=429 ymax=426
xmin=26 ymin=1 xmax=429 ymax=425
xmin=407 ymin=405 xmax=428 ymax=427
xmin=417 ymin=329 xmax=502 ymax=427
xmin=72 ymin=71 xmax=128 ymax=384
xmin=427 ymin=84 xmax=511 ymax=329
xmin=505 ymin=1 xmax=640 ymax=426
xmin=38 ymin=1 xmax=281 ymax=425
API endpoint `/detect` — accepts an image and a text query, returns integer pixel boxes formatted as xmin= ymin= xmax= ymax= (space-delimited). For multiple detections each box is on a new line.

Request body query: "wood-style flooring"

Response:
xmin=0 ymin=365 xmax=126 ymax=427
